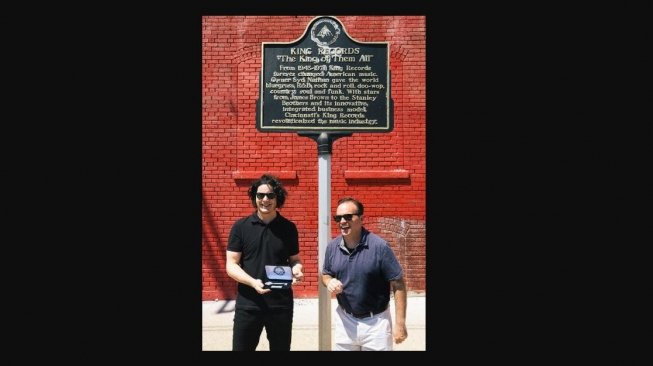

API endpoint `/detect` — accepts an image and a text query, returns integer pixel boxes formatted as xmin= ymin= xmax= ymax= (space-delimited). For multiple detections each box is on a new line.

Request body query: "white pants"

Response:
xmin=333 ymin=305 xmax=393 ymax=351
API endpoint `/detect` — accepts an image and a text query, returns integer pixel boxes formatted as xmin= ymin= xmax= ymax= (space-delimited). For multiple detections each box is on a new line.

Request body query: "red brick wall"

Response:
xmin=202 ymin=16 xmax=425 ymax=300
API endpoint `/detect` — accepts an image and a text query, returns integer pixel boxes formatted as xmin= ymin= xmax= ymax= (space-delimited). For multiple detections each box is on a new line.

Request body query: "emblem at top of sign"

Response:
xmin=310 ymin=18 xmax=341 ymax=47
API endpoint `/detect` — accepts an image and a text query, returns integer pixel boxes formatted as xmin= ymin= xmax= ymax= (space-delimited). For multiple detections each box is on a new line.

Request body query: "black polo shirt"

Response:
xmin=227 ymin=212 xmax=299 ymax=310
xmin=322 ymin=228 xmax=403 ymax=315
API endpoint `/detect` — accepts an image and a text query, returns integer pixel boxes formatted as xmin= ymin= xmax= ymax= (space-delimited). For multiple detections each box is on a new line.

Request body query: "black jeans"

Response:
xmin=232 ymin=307 xmax=294 ymax=351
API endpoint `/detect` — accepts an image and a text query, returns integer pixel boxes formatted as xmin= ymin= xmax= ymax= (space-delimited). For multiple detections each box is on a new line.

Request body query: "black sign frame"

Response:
xmin=257 ymin=16 xmax=393 ymax=133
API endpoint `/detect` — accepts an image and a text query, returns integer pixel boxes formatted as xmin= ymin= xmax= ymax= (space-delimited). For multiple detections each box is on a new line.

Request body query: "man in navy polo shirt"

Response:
xmin=322 ymin=196 xmax=408 ymax=351
xmin=226 ymin=174 xmax=304 ymax=351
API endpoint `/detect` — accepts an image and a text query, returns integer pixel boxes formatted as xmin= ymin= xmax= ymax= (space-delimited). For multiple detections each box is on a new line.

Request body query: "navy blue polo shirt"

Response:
xmin=322 ymin=228 xmax=403 ymax=315
xmin=227 ymin=212 xmax=299 ymax=310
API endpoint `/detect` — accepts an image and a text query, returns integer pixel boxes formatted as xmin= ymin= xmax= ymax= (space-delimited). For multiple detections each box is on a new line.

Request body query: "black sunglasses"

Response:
xmin=333 ymin=213 xmax=359 ymax=222
xmin=256 ymin=192 xmax=277 ymax=199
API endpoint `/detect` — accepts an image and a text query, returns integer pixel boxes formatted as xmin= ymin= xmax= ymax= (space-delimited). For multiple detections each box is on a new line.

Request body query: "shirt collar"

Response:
xmin=249 ymin=211 xmax=278 ymax=226
xmin=338 ymin=227 xmax=370 ymax=252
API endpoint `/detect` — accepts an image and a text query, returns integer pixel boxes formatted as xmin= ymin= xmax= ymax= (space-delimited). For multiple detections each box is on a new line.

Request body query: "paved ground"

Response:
xmin=203 ymin=294 xmax=425 ymax=351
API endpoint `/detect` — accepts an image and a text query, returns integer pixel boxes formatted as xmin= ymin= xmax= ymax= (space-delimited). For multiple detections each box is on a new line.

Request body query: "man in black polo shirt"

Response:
xmin=226 ymin=174 xmax=304 ymax=351
xmin=322 ymin=196 xmax=408 ymax=351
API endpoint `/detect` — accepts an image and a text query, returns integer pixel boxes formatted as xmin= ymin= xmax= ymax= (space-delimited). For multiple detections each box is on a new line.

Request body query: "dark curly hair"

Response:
xmin=248 ymin=174 xmax=288 ymax=209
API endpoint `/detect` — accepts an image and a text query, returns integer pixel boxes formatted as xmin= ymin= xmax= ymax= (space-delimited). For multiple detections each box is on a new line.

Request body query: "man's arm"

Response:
xmin=390 ymin=276 xmax=408 ymax=344
xmin=321 ymin=274 xmax=333 ymax=287
xmin=225 ymin=250 xmax=270 ymax=294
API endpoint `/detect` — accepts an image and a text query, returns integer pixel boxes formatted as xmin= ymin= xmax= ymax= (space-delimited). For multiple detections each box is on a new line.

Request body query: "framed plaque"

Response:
xmin=263 ymin=265 xmax=293 ymax=289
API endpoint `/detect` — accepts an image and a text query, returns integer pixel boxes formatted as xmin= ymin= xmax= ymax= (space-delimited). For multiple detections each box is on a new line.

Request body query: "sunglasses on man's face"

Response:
xmin=256 ymin=192 xmax=277 ymax=200
xmin=333 ymin=213 xmax=359 ymax=222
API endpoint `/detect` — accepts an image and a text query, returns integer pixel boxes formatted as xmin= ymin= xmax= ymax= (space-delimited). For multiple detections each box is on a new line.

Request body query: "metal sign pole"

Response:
xmin=299 ymin=132 xmax=351 ymax=351
xmin=317 ymin=150 xmax=332 ymax=351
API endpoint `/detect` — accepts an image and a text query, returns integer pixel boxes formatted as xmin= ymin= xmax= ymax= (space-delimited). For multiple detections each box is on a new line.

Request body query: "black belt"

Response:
xmin=344 ymin=305 xmax=388 ymax=319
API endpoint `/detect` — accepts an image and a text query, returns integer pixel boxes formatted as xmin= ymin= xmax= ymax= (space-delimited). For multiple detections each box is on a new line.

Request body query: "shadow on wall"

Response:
xmin=202 ymin=190 xmax=235 ymax=299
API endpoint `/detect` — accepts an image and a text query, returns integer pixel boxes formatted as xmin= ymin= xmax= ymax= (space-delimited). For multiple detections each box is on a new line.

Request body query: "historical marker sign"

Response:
xmin=257 ymin=16 xmax=393 ymax=133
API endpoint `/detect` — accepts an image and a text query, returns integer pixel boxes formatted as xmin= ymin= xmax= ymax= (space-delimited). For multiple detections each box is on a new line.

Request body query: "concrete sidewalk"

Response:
xmin=203 ymin=294 xmax=425 ymax=351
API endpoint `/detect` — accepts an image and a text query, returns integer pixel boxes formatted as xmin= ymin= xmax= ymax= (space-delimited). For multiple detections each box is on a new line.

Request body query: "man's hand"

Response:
xmin=292 ymin=264 xmax=304 ymax=283
xmin=393 ymin=322 xmax=408 ymax=344
xmin=326 ymin=278 xmax=343 ymax=294
xmin=252 ymin=279 xmax=271 ymax=294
